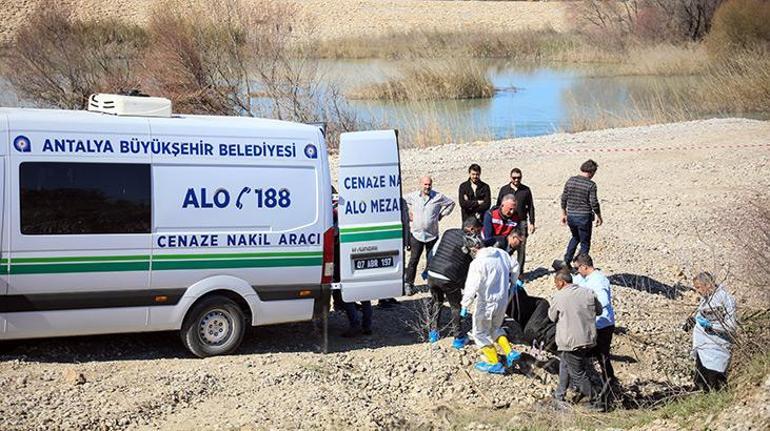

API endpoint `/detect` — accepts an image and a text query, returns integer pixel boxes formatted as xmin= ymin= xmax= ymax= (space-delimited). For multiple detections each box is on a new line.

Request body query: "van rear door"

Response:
xmin=0 ymin=158 xmax=5 ymax=296
xmin=0 ymin=115 xmax=6 ymax=296
xmin=337 ymin=130 xmax=403 ymax=302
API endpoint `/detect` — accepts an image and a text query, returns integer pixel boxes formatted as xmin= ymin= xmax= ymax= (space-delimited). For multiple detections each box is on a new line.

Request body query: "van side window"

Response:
xmin=19 ymin=162 xmax=151 ymax=235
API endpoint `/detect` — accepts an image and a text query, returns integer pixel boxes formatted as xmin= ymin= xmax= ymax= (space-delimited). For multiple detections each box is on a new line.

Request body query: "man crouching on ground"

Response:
xmin=461 ymin=232 xmax=524 ymax=374
xmin=549 ymin=269 xmax=605 ymax=411
xmin=425 ymin=217 xmax=483 ymax=349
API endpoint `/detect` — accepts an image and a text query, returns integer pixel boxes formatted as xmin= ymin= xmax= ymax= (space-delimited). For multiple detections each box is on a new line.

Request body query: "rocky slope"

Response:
xmin=1 ymin=118 xmax=770 ymax=430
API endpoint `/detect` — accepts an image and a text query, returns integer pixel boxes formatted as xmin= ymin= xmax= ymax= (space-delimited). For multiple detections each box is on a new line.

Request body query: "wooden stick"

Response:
xmin=462 ymin=368 xmax=500 ymax=408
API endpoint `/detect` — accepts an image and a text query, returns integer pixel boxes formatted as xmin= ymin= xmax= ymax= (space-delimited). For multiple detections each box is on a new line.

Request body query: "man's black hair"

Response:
xmin=573 ymin=253 xmax=594 ymax=268
xmin=510 ymin=167 xmax=522 ymax=176
xmin=469 ymin=163 xmax=481 ymax=174
xmin=580 ymin=159 xmax=598 ymax=174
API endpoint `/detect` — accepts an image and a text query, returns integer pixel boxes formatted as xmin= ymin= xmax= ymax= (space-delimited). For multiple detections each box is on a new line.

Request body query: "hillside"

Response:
xmin=0 ymin=0 xmax=568 ymax=45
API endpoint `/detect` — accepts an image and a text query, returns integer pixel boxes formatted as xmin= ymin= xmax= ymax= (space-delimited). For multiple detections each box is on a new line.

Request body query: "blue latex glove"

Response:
xmin=509 ymin=279 xmax=524 ymax=298
xmin=696 ymin=315 xmax=712 ymax=329
xmin=460 ymin=307 xmax=468 ymax=318
xmin=428 ymin=330 xmax=440 ymax=343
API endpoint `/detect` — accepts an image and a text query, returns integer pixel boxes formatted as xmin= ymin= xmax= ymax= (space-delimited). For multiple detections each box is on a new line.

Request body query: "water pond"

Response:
xmin=319 ymin=59 xmax=741 ymax=144
xmin=2 ymin=58 xmax=761 ymax=145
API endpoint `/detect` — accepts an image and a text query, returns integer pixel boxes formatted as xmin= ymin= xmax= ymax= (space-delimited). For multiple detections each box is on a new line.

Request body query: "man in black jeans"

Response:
xmin=496 ymin=167 xmax=536 ymax=273
xmin=425 ymin=217 xmax=482 ymax=348
xmin=403 ymin=176 xmax=455 ymax=295
xmin=560 ymin=160 xmax=603 ymax=265
xmin=549 ymin=269 xmax=604 ymax=411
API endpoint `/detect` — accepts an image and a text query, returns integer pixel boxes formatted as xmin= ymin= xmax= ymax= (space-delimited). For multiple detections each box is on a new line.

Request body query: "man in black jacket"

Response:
xmin=425 ymin=217 xmax=483 ymax=349
xmin=458 ymin=164 xmax=491 ymax=225
xmin=496 ymin=168 xmax=536 ymax=273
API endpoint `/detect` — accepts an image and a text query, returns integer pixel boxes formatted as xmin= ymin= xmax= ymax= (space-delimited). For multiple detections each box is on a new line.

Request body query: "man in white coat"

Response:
xmin=684 ymin=272 xmax=737 ymax=392
xmin=461 ymin=232 xmax=523 ymax=374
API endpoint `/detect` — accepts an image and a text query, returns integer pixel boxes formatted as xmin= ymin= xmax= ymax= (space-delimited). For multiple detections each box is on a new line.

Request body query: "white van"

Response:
xmin=0 ymin=94 xmax=404 ymax=357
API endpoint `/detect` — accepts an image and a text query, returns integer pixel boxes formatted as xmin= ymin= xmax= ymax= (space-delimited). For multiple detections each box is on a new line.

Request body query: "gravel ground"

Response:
xmin=0 ymin=0 xmax=568 ymax=45
xmin=1 ymin=118 xmax=770 ymax=430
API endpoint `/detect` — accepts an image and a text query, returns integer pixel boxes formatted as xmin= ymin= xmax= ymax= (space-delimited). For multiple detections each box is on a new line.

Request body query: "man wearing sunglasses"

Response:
xmin=496 ymin=168 xmax=536 ymax=273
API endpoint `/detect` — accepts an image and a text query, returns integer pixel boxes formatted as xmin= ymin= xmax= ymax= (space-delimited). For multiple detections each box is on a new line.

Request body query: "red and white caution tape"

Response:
xmin=508 ymin=142 xmax=770 ymax=155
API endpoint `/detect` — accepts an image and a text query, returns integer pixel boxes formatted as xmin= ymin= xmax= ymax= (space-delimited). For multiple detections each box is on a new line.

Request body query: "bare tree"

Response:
xmin=142 ymin=0 xmax=255 ymax=115
xmin=143 ymin=0 xmax=360 ymax=148
xmin=573 ymin=0 xmax=725 ymax=44
xmin=2 ymin=3 xmax=147 ymax=109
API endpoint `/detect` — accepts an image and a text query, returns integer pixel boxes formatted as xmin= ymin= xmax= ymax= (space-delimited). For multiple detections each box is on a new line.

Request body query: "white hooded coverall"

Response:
xmin=461 ymin=247 xmax=520 ymax=347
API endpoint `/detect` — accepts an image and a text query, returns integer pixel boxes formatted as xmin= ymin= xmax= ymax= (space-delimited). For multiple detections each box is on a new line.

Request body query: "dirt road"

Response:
xmin=2 ymin=118 xmax=770 ymax=430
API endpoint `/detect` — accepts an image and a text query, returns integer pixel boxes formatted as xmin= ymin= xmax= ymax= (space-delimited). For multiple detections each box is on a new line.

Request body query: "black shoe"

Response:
xmin=341 ymin=328 xmax=362 ymax=338
xmin=379 ymin=298 xmax=399 ymax=308
xmin=570 ymin=392 xmax=584 ymax=404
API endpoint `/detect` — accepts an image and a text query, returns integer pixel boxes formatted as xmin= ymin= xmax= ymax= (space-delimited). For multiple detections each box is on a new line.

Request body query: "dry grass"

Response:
xmin=568 ymin=48 xmax=770 ymax=132
xmin=620 ymin=43 xmax=711 ymax=76
xmin=313 ymin=29 xmax=587 ymax=61
xmin=706 ymin=0 xmax=770 ymax=58
xmin=359 ymin=102 xmax=492 ymax=149
xmin=347 ymin=60 xmax=493 ymax=101
xmin=402 ymin=114 xmax=492 ymax=149
xmin=699 ymin=50 xmax=770 ymax=113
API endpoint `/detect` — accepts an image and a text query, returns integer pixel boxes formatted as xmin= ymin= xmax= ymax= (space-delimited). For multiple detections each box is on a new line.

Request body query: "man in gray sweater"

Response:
xmin=548 ymin=269 xmax=604 ymax=411
xmin=560 ymin=159 xmax=602 ymax=265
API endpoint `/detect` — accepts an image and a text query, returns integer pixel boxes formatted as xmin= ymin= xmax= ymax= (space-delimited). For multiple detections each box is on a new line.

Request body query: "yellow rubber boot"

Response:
xmin=497 ymin=335 xmax=521 ymax=366
xmin=475 ymin=345 xmax=505 ymax=374
xmin=497 ymin=335 xmax=512 ymax=355
xmin=481 ymin=345 xmax=499 ymax=364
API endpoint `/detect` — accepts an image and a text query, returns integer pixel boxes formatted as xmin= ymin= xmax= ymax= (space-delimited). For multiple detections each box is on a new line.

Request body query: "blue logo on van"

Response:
xmin=304 ymin=144 xmax=318 ymax=159
xmin=13 ymin=135 xmax=31 ymax=152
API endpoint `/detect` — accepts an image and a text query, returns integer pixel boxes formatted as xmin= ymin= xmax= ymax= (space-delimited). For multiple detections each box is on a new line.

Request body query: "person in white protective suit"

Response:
xmin=461 ymin=232 xmax=524 ymax=374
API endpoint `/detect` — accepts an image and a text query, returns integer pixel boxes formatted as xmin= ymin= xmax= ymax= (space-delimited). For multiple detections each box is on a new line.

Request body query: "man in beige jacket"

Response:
xmin=548 ymin=269 xmax=604 ymax=411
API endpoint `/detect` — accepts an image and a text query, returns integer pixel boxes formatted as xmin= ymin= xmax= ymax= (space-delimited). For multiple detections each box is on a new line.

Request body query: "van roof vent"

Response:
xmin=88 ymin=93 xmax=172 ymax=118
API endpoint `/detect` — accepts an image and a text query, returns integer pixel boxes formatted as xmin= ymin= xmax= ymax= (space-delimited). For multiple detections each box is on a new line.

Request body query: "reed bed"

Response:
xmin=568 ymin=49 xmax=770 ymax=132
xmin=312 ymin=28 xmax=587 ymax=61
xmin=347 ymin=60 xmax=494 ymax=101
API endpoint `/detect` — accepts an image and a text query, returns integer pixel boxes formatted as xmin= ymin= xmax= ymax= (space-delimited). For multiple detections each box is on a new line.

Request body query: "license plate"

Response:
xmin=353 ymin=256 xmax=394 ymax=270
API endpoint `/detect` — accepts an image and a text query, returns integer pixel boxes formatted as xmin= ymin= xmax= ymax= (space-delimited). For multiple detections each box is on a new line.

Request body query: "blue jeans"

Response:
xmin=342 ymin=301 xmax=372 ymax=331
xmin=564 ymin=214 xmax=592 ymax=264
xmin=332 ymin=291 xmax=372 ymax=330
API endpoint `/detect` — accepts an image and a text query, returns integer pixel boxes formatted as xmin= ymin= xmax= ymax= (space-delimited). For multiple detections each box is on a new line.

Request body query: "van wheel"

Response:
xmin=181 ymin=296 xmax=246 ymax=358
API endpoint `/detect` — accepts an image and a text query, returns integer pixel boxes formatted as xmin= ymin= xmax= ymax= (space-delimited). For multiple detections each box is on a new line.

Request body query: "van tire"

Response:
xmin=181 ymin=296 xmax=246 ymax=358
